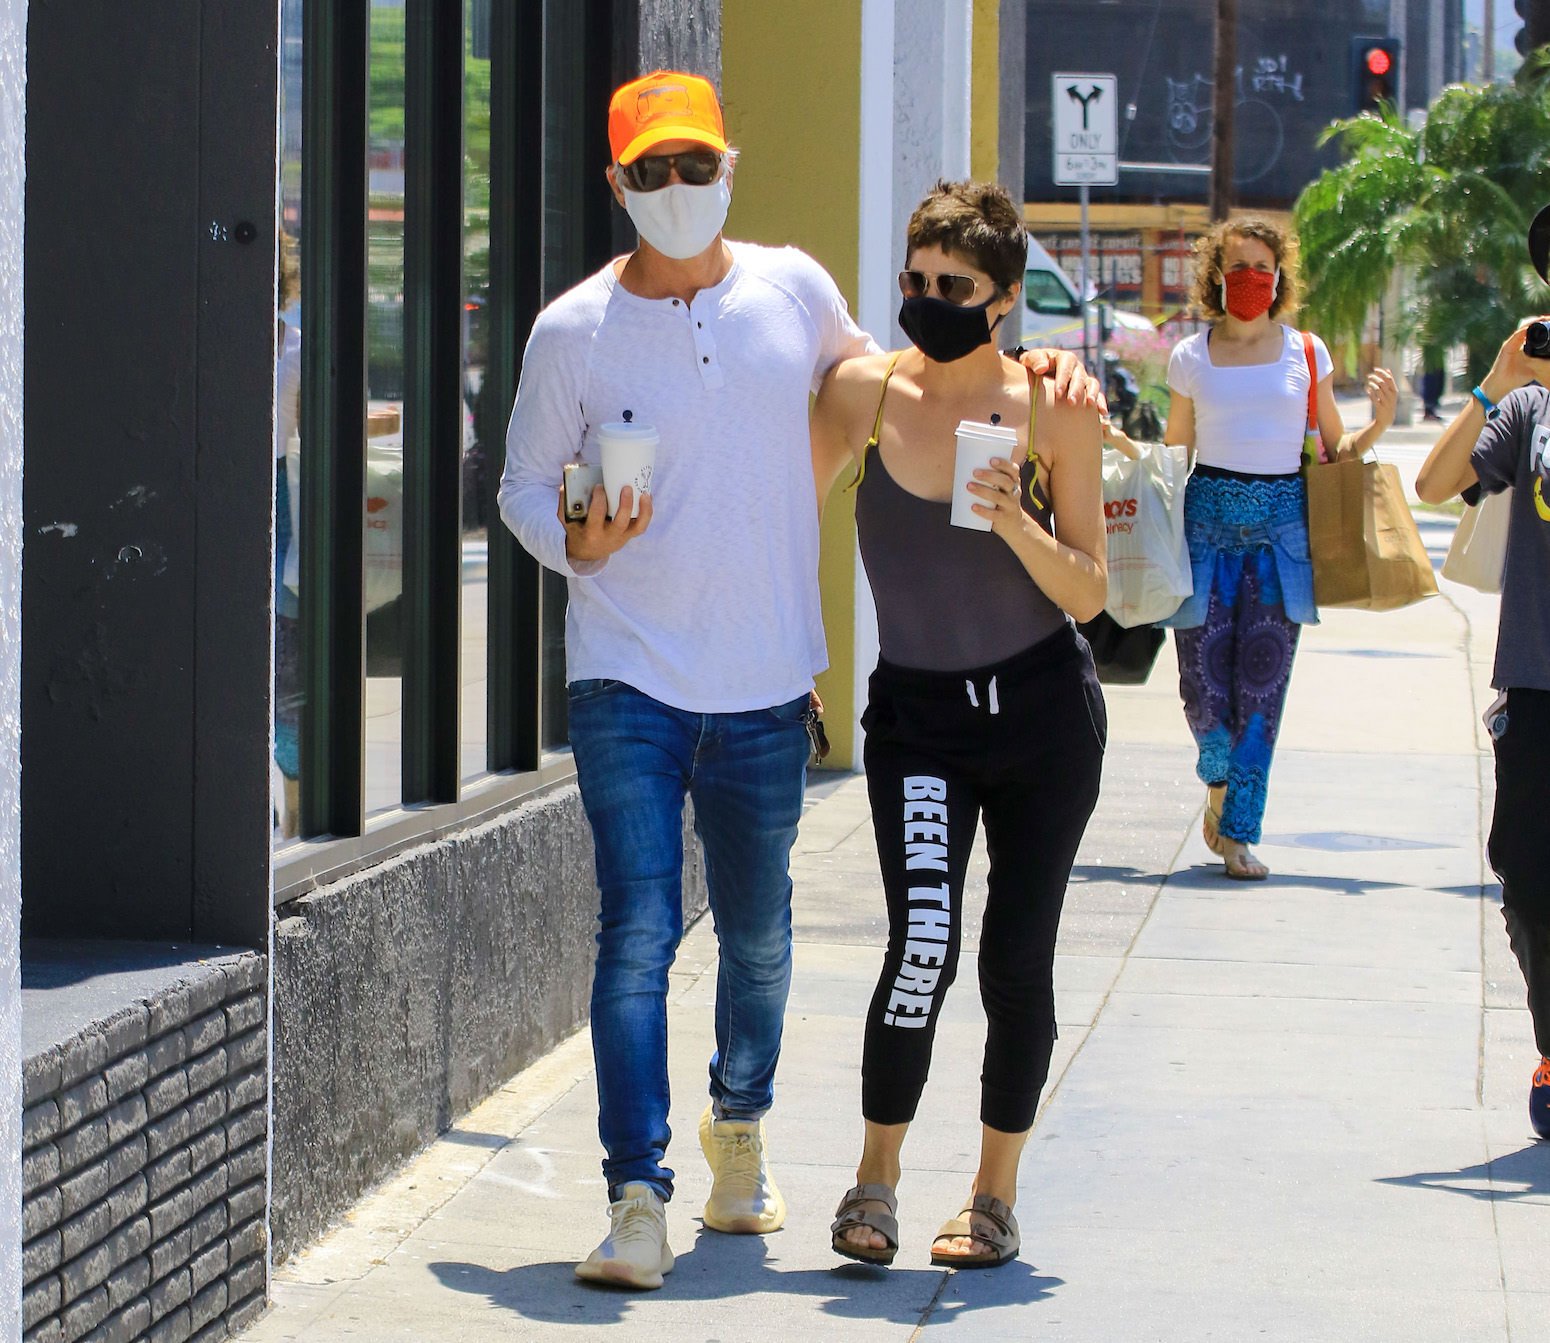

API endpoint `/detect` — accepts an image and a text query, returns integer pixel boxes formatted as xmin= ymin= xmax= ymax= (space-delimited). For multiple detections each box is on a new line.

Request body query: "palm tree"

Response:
xmin=1294 ymin=57 xmax=1550 ymax=386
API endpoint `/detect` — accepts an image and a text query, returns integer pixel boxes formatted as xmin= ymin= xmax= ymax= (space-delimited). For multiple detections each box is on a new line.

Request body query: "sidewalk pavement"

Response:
xmin=241 ymin=416 xmax=1547 ymax=1342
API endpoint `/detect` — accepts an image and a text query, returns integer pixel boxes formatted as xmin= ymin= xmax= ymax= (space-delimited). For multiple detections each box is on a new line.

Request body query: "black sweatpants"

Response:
xmin=1488 ymin=687 xmax=1550 ymax=1060
xmin=860 ymin=625 xmax=1106 ymax=1134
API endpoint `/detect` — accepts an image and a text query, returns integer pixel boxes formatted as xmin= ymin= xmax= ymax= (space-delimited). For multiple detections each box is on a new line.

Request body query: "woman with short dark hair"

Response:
xmin=811 ymin=180 xmax=1107 ymax=1269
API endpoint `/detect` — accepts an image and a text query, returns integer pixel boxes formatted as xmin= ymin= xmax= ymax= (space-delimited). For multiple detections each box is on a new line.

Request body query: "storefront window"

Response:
xmin=539 ymin=0 xmax=587 ymax=752
xmin=462 ymin=0 xmax=492 ymax=780
xmin=365 ymin=0 xmax=406 ymax=817
xmin=274 ymin=0 xmax=305 ymax=847
xmin=272 ymin=0 xmax=621 ymax=888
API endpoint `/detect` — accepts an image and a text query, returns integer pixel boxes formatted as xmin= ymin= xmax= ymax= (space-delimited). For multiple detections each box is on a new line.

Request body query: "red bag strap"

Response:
xmin=1301 ymin=331 xmax=1326 ymax=464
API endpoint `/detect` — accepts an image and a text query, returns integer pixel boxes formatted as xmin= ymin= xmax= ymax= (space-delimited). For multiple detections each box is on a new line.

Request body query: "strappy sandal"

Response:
xmin=1202 ymin=785 xmax=1226 ymax=856
xmin=930 ymin=1193 xmax=1019 ymax=1269
xmin=830 ymin=1183 xmax=899 ymax=1266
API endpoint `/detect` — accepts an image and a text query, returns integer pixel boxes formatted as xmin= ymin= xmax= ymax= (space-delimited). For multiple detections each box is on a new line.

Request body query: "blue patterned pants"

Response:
xmin=1174 ymin=547 xmax=1300 ymax=845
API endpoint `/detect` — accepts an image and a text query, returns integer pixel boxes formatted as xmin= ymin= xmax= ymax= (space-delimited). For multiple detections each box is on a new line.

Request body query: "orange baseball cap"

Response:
xmin=608 ymin=71 xmax=727 ymax=165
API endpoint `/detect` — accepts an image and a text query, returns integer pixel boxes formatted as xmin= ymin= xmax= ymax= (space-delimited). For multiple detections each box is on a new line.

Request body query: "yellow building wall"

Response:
xmin=971 ymin=0 xmax=1000 ymax=182
xmin=722 ymin=0 xmax=864 ymax=766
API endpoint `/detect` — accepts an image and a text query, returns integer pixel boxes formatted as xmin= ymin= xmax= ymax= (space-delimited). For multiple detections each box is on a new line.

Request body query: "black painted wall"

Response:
xmin=21 ymin=1 xmax=276 ymax=947
xmin=1024 ymin=0 xmax=1396 ymax=210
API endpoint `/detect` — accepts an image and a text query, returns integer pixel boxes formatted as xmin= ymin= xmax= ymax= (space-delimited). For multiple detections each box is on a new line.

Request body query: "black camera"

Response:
xmin=1525 ymin=320 xmax=1550 ymax=361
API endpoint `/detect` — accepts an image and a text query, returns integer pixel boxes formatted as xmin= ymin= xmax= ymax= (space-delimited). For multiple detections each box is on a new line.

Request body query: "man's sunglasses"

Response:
xmin=898 ymin=269 xmax=994 ymax=307
xmin=618 ymin=149 xmax=724 ymax=193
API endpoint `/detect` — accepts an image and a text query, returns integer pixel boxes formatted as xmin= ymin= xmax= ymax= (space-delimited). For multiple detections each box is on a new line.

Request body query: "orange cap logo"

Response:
xmin=608 ymin=71 xmax=727 ymax=165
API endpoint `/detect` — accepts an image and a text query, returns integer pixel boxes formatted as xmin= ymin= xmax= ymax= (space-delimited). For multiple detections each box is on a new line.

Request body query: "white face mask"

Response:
xmin=622 ymin=178 xmax=731 ymax=260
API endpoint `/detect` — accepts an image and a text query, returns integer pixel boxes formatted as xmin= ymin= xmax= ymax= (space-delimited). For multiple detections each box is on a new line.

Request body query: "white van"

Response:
xmin=1022 ymin=237 xmax=1153 ymax=349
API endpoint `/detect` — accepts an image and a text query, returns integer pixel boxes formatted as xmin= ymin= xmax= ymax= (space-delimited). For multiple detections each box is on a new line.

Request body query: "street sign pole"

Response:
xmin=1052 ymin=72 xmax=1118 ymax=371
xmin=1079 ymin=183 xmax=1091 ymax=367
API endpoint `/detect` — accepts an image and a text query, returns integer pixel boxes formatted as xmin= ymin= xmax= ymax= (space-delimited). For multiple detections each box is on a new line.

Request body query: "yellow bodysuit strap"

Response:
xmin=845 ymin=352 xmax=904 ymax=492
xmin=1024 ymin=364 xmax=1048 ymax=513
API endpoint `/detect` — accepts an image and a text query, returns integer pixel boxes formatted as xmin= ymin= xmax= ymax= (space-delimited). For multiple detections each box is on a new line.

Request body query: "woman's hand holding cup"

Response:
xmin=968 ymin=457 xmax=1028 ymax=540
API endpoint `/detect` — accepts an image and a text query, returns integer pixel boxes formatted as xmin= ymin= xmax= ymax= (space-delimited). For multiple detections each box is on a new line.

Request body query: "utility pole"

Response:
xmin=1485 ymin=0 xmax=1496 ymax=81
xmin=1211 ymin=0 xmax=1237 ymax=221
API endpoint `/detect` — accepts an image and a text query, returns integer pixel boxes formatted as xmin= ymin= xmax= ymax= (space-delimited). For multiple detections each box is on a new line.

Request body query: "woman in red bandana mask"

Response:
xmin=1157 ymin=218 xmax=1397 ymax=880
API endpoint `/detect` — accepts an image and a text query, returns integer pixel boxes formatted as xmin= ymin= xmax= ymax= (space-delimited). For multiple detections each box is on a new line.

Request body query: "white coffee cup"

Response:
xmin=597 ymin=421 xmax=659 ymax=519
xmin=950 ymin=420 xmax=1021 ymax=530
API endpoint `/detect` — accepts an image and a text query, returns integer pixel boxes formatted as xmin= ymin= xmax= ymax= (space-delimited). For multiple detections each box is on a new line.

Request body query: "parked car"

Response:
xmin=1022 ymin=237 xmax=1153 ymax=351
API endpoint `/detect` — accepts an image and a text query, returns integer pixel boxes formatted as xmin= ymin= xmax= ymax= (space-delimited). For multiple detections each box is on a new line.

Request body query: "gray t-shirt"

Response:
xmin=1470 ymin=383 xmax=1550 ymax=691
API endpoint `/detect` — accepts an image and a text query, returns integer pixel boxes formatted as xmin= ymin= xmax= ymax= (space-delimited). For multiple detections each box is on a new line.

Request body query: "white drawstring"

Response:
xmin=964 ymin=676 xmax=1001 ymax=714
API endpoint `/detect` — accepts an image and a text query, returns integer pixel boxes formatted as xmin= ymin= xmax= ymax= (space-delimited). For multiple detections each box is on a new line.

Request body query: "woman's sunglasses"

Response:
xmin=618 ymin=149 xmax=725 ymax=193
xmin=898 ymin=269 xmax=994 ymax=307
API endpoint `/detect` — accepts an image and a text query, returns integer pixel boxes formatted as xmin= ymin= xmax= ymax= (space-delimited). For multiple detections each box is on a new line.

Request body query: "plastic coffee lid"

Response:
xmin=955 ymin=419 xmax=1019 ymax=443
xmin=598 ymin=421 xmax=659 ymax=441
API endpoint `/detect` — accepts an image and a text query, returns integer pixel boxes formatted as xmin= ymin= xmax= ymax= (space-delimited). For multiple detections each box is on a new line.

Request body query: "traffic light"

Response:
xmin=1351 ymin=37 xmax=1400 ymax=115
xmin=1516 ymin=0 xmax=1550 ymax=56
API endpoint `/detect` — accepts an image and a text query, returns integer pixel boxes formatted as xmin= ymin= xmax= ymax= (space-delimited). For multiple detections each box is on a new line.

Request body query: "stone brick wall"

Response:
xmin=21 ymin=955 xmax=267 ymax=1343
xmin=271 ymin=781 xmax=708 ymax=1259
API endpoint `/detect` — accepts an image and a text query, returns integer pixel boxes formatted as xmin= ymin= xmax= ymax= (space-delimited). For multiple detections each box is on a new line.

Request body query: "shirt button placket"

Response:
xmin=690 ymin=301 xmax=723 ymax=388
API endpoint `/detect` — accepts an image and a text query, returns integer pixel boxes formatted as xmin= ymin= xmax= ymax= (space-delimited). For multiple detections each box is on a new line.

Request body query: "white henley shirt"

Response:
xmin=498 ymin=241 xmax=877 ymax=713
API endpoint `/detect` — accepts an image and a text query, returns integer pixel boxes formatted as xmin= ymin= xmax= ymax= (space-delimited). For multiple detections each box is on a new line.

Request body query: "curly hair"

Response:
xmin=1189 ymin=215 xmax=1300 ymax=321
xmin=906 ymin=180 xmax=1029 ymax=294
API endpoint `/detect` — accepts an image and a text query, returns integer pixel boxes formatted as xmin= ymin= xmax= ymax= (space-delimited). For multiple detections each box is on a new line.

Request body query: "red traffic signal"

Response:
xmin=1350 ymin=36 xmax=1400 ymax=115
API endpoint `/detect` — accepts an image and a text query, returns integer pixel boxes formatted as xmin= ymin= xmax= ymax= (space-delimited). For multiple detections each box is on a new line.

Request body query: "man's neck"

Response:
xmin=616 ymin=239 xmax=735 ymax=304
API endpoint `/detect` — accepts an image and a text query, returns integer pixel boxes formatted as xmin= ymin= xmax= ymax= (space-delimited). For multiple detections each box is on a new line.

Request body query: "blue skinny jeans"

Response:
xmin=567 ymin=679 xmax=810 ymax=1201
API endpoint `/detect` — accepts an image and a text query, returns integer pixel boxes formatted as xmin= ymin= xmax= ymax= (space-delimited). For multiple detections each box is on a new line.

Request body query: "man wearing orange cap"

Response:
xmin=499 ymin=70 xmax=1095 ymax=1290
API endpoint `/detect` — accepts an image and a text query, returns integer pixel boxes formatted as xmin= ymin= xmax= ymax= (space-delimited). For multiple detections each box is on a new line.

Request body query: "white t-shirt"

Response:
xmin=498 ymin=242 xmax=877 ymax=713
xmin=1167 ymin=325 xmax=1333 ymax=473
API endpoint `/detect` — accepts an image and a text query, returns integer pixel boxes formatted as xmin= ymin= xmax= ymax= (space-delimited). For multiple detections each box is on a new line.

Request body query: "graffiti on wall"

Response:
xmin=1162 ymin=51 xmax=1308 ymax=185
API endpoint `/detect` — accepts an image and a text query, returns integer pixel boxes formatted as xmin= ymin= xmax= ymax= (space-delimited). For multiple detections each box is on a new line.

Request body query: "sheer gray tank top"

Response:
xmin=852 ymin=355 xmax=1068 ymax=673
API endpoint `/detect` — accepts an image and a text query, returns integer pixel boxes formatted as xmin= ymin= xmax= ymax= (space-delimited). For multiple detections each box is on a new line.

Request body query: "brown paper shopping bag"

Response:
xmin=1305 ymin=456 xmax=1438 ymax=612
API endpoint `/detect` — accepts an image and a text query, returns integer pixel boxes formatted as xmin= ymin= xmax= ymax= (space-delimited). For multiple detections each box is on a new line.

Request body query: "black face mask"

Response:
xmin=898 ymin=294 xmax=1004 ymax=364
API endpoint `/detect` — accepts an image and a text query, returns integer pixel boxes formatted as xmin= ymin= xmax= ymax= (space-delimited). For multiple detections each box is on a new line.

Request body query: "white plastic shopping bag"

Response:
xmin=1100 ymin=441 xmax=1192 ymax=627
xmin=1441 ymin=487 xmax=1510 ymax=595
xmin=284 ymin=437 xmax=404 ymax=615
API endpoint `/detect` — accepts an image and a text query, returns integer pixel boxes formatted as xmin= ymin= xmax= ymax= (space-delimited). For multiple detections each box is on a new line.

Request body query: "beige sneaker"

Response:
xmin=698 ymin=1104 xmax=787 ymax=1234
xmin=574 ymin=1183 xmax=674 ymax=1290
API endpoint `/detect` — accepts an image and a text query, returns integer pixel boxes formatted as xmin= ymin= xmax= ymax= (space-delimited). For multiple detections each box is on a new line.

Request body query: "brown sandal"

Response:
xmin=930 ymin=1193 xmax=1019 ymax=1268
xmin=1203 ymin=785 xmax=1226 ymax=856
xmin=831 ymin=1183 xmax=899 ymax=1266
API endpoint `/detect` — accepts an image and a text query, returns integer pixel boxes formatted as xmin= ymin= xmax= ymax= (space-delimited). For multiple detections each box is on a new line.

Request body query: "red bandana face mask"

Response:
xmin=1220 ymin=267 xmax=1279 ymax=321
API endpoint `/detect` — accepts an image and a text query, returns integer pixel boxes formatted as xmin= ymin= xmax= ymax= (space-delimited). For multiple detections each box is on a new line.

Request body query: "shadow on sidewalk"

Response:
xmin=1374 ymin=1143 xmax=1550 ymax=1202
xmin=1157 ymin=864 xmax=1502 ymax=900
xmin=429 ymin=1226 xmax=1064 ymax=1328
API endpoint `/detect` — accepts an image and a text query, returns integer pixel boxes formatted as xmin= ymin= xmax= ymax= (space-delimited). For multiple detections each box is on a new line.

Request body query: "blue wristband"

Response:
xmin=1472 ymin=386 xmax=1499 ymax=418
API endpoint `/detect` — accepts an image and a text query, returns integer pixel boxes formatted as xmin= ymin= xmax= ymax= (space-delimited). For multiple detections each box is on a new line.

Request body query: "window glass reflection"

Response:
xmin=462 ymin=0 xmax=492 ymax=780
xmin=365 ymin=0 xmax=406 ymax=816
xmin=274 ymin=0 xmax=305 ymax=846
xmin=539 ymin=0 xmax=585 ymax=753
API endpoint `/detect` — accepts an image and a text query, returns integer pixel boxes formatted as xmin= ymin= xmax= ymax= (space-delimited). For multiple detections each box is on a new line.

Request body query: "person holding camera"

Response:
xmin=498 ymin=74 xmax=1097 ymax=1289
xmin=1163 ymin=217 xmax=1397 ymax=881
xmin=1417 ymin=318 xmax=1550 ymax=1140
xmin=810 ymin=180 xmax=1106 ymax=1270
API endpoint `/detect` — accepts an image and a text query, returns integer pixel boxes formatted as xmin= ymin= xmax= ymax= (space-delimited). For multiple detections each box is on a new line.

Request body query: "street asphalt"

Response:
xmin=240 ymin=396 xmax=1547 ymax=1342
